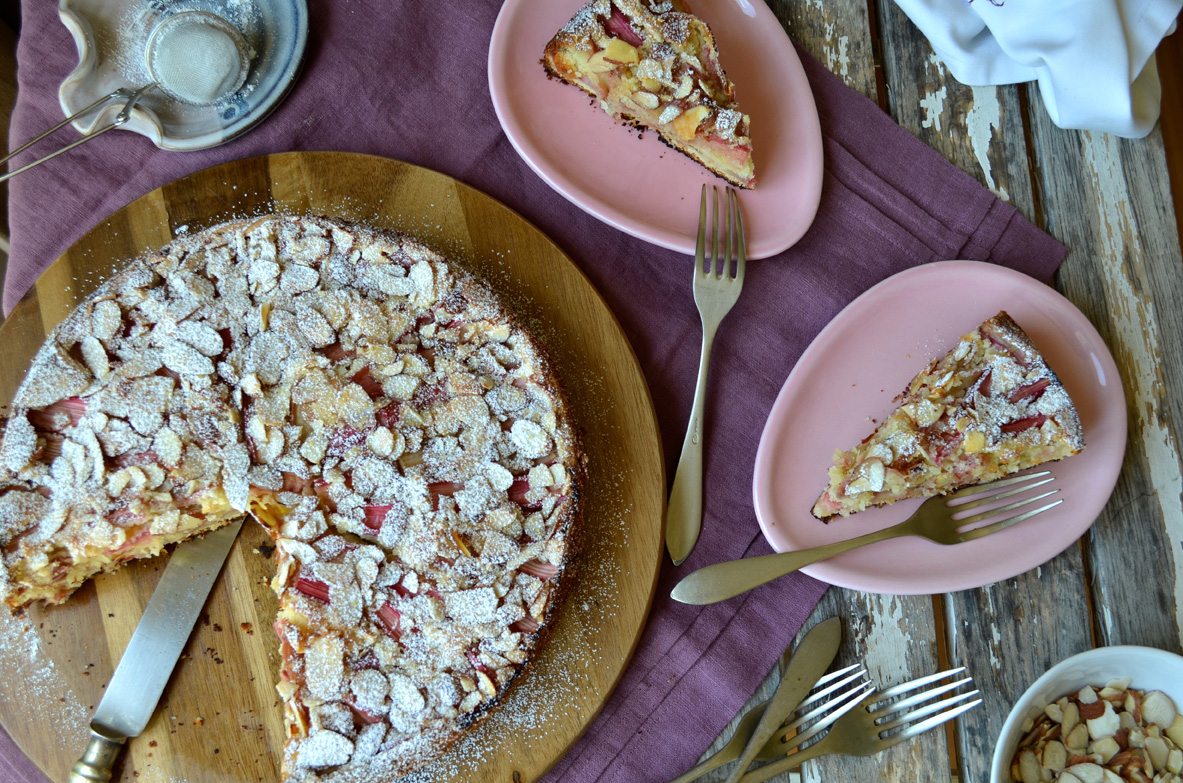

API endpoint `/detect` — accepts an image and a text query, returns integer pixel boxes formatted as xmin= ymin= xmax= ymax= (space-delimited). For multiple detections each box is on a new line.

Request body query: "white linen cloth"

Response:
xmin=892 ymin=0 xmax=1182 ymax=137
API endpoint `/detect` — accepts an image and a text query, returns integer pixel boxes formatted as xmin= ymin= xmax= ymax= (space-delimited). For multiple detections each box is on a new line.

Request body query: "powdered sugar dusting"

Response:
xmin=0 ymin=610 xmax=89 ymax=746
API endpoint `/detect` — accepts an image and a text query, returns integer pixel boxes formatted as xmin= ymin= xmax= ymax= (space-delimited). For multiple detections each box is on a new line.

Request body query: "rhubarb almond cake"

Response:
xmin=0 ymin=214 xmax=584 ymax=781
xmin=812 ymin=311 xmax=1084 ymax=520
xmin=542 ymin=0 xmax=756 ymax=189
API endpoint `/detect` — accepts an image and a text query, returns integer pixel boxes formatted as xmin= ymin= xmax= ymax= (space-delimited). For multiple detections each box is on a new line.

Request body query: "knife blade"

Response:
xmin=722 ymin=616 xmax=843 ymax=783
xmin=68 ymin=517 xmax=244 ymax=783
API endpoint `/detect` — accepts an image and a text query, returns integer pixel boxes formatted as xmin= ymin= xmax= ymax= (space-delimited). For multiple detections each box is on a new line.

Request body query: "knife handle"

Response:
xmin=68 ymin=726 xmax=126 ymax=783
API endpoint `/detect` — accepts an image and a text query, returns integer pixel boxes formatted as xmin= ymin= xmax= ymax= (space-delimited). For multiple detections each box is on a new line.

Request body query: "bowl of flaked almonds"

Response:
xmin=992 ymin=646 xmax=1183 ymax=783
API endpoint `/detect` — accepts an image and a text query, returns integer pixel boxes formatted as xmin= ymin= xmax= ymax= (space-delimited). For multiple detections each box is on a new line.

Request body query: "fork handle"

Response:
xmin=667 ymin=745 xmax=735 ymax=783
xmin=670 ymin=523 xmax=906 ymax=604
xmin=666 ymin=323 xmax=718 ymax=566
xmin=736 ymin=741 xmax=828 ymax=783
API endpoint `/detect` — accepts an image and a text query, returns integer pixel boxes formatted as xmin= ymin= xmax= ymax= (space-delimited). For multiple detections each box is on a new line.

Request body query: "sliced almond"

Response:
xmin=1146 ymin=736 xmax=1171 ymax=771
xmin=1090 ymin=736 xmax=1121 ymax=763
xmin=670 ymin=105 xmax=710 ymax=141
xmin=1043 ymin=739 xmax=1069 ymax=770
xmin=633 ymin=90 xmax=659 ymax=109
xmin=1088 ymin=701 xmax=1122 ymax=740
xmin=1167 ymin=715 xmax=1183 ymax=747
xmin=1142 ymin=692 xmax=1179 ymax=731
xmin=1068 ymin=763 xmax=1105 ymax=783
xmin=1166 ymin=746 xmax=1183 ymax=774
xmin=1018 ymin=749 xmax=1041 ymax=783
xmin=1067 ymin=723 xmax=1092 ymax=751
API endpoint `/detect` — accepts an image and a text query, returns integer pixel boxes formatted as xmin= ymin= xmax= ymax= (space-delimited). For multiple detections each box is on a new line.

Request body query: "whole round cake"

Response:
xmin=0 ymin=214 xmax=584 ymax=781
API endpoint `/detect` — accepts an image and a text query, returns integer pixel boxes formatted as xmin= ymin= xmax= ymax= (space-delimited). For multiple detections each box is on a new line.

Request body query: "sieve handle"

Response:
xmin=0 ymin=84 xmax=155 ymax=184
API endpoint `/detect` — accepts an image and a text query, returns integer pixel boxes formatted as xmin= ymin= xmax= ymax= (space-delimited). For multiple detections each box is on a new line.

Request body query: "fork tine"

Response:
xmin=876 ymin=689 xmax=981 ymax=734
xmin=871 ymin=666 xmax=966 ymax=700
xmin=695 ymin=184 xmax=707 ymax=274
xmin=812 ymin=662 xmax=864 ymax=688
xmin=775 ymin=682 xmax=876 ymax=753
xmin=784 ymin=679 xmax=873 ymax=735
xmin=795 ymin=666 xmax=868 ymax=711
xmin=957 ymin=498 xmax=1064 ymax=541
xmin=875 ymin=695 xmax=983 ymax=748
xmin=955 ymin=490 xmax=1060 ymax=529
xmin=725 ymin=187 xmax=735 ymax=278
xmin=710 ymin=185 xmax=721 ymax=275
xmin=730 ymin=187 xmax=746 ymax=281
xmin=946 ymin=470 xmax=1051 ymax=500
xmin=866 ymin=676 xmax=973 ymax=719
xmin=947 ymin=476 xmax=1055 ymax=512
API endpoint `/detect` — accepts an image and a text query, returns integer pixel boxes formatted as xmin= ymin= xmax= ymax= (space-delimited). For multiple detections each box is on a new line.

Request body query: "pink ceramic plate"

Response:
xmin=753 ymin=262 xmax=1127 ymax=594
xmin=488 ymin=0 xmax=823 ymax=259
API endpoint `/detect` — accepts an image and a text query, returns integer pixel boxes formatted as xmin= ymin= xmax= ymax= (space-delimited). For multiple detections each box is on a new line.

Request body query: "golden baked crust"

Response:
xmin=542 ymin=0 xmax=756 ymax=189
xmin=0 ymin=215 xmax=584 ymax=782
xmin=812 ymin=311 xmax=1085 ymax=520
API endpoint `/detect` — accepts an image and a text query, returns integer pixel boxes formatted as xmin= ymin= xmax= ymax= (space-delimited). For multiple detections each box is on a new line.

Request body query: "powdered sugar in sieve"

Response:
xmin=145 ymin=11 xmax=251 ymax=106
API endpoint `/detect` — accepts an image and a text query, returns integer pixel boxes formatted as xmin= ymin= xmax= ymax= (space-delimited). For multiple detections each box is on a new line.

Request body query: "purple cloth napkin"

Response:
xmin=2 ymin=1 xmax=1066 ymax=782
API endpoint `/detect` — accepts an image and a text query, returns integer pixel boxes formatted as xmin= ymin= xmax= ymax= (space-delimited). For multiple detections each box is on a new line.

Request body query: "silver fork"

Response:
xmin=671 ymin=471 xmax=1061 ymax=604
xmin=669 ymin=664 xmax=873 ymax=783
xmin=667 ymin=184 xmax=747 ymax=566
xmin=738 ymin=667 xmax=982 ymax=782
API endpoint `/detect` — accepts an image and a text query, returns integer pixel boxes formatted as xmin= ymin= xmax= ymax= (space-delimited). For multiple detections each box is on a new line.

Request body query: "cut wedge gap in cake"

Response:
xmin=811 ymin=311 xmax=1085 ymax=521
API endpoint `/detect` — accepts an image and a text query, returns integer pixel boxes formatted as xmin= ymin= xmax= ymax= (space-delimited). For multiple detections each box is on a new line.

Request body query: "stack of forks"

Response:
xmin=671 ymin=666 xmax=981 ymax=783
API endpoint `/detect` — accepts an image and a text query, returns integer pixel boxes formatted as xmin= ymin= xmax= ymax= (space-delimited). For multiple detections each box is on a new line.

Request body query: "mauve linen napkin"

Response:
xmin=1 ymin=1 xmax=1067 ymax=782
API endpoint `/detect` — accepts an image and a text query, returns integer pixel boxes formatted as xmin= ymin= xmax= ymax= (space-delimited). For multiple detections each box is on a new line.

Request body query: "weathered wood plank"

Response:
xmin=762 ymin=4 xmax=951 ymax=782
xmin=946 ymin=549 xmax=1095 ymax=783
xmin=855 ymin=8 xmax=1111 ymax=783
xmin=1158 ymin=29 xmax=1183 ymax=234
xmin=703 ymin=5 xmax=1183 ymax=783
xmin=871 ymin=1 xmax=1035 ymax=221
xmin=1025 ymin=100 xmax=1183 ymax=653
xmin=748 ymin=5 xmax=942 ymax=783
xmin=765 ymin=0 xmax=878 ymax=102
xmin=799 ymin=592 xmax=947 ymax=783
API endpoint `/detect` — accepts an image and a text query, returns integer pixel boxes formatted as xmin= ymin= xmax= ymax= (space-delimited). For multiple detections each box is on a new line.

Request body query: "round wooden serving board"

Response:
xmin=0 ymin=152 xmax=665 ymax=783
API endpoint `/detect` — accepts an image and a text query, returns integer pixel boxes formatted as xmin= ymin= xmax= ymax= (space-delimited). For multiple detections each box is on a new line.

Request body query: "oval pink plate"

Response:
xmin=488 ymin=0 xmax=824 ymax=259
xmin=752 ymin=262 xmax=1127 ymax=594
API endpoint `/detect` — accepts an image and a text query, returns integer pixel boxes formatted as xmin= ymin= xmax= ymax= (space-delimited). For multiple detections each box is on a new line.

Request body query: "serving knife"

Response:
xmin=68 ymin=517 xmax=244 ymax=783
xmin=722 ymin=616 xmax=843 ymax=783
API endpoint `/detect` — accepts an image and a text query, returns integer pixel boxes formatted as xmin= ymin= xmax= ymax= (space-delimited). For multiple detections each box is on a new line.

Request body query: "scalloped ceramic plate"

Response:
xmin=59 ymin=0 xmax=307 ymax=151
xmin=752 ymin=261 xmax=1127 ymax=594
xmin=488 ymin=0 xmax=824 ymax=259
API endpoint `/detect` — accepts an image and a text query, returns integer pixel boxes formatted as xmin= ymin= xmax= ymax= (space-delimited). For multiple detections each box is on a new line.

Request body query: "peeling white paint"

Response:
xmin=860 ymin=594 xmax=915 ymax=685
xmin=821 ymin=21 xmax=851 ymax=82
xmin=920 ymin=85 xmax=948 ymax=132
xmin=1081 ymin=130 xmax=1183 ymax=648
xmin=925 ymin=52 xmax=942 ymax=77
xmin=984 ymin=587 xmax=1004 ymax=671
xmin=801 ymin=594 xmax=920 ymax=783
xmin=966 ymin=85 xmax=1010 ymax=201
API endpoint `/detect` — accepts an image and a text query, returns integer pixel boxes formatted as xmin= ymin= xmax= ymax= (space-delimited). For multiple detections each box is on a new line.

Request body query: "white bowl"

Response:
xmin=991 ymin=645 xmax=1183 ymax=782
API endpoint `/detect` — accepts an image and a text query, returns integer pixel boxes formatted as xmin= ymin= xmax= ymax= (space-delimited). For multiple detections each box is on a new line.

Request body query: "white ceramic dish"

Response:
xmin=58 ymin=0 xmax=308 ymax=151
xmin=991 ymin=646 xmax=1183 ymax=782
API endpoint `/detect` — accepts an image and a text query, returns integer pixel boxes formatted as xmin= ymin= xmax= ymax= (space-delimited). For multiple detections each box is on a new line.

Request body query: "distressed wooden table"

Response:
xmin=692 ymin=4 xmax=1183 ymax=783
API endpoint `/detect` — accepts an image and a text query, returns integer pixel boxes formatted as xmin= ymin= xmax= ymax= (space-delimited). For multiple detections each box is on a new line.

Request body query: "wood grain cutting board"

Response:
xmin=0 ymin=152 xmax=665 ymax=783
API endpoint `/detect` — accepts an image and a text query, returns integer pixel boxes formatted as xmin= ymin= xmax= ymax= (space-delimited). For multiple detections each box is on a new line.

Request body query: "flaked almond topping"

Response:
xmin=0 ymin=215 xmax=582 ymax=782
